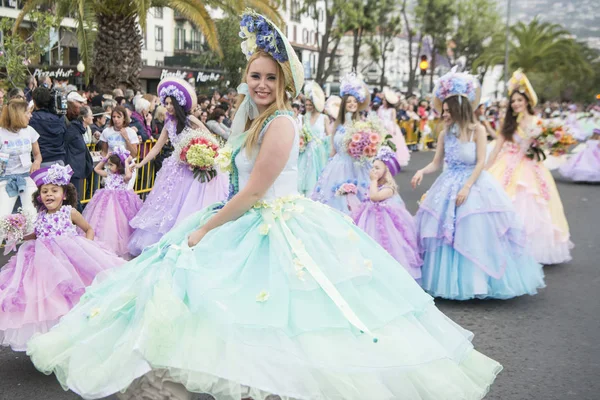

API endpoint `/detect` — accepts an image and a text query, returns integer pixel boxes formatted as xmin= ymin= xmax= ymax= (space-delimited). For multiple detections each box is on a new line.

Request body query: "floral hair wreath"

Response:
xmin=432 ymin=66 xmax=481 ymax=113
xmin=240 ymin=12 xmax=288 ymax=63
xmin=340 ymin=73 xmax=367 ymax=103
xmin=110 ymin=146 xmax=131 ymax=166
xmin=159 ymin=85 xmax=187 ymax=108
xmin=376 ymin=146 xmax=401 ymax=176
xmin=30 ymin=164 xmax=74 ymax=187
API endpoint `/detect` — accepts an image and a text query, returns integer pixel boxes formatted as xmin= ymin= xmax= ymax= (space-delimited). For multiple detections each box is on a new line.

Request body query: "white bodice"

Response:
xmin=309 ymin=113 xmax=327 ymax=140
xmin=235 ymin=115 xmax=299 ymax=202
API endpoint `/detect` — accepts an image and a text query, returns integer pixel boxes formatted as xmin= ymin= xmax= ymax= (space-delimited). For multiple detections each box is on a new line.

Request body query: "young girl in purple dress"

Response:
xmin=353 ymin=147 xmax=422 ymax=280
xmin=0 ymin=164 xmax=124 ymax=351
xmin=82 ymin=147 xmax=143 ymax=259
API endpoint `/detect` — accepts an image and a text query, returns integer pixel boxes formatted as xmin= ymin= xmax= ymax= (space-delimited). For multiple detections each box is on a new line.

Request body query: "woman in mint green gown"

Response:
xmin=27 ymin=12 xmax=502 ymax=400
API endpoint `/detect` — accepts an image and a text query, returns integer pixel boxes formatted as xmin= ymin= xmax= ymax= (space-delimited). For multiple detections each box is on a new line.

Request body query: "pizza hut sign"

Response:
xmin=196 ymin=72 xmax=221 ymax=83
xmin=160 ymin=69 xmax=221 ymax=83
xmin=32 ymin=68 xmax=76 ymax=79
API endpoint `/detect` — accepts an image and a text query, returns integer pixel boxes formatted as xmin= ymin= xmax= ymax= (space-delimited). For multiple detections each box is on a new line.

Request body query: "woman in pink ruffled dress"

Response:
xmin=377 ymin=89 xmax=410 ymax=167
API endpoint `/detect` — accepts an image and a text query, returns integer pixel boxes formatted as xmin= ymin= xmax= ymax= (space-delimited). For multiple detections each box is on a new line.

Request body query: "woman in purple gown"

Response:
xmin=128 ymin=78 xmax=228 ymax=256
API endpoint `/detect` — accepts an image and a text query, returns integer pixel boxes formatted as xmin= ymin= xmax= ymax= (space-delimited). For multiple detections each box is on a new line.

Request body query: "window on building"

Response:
xmin=154 ymin=7 xmax=163 ymax=18
xmin=142 ymin=59 xmax=148 ymax=66
xmin=155 ymin=26 xmax=163 ymax=51
xmin=191 ymin=29 xmax=201 ymax=51
xmin=293 ymin=25 xmax=297 ymax=43
xmin=318 ymin=8 xmax=324 ymax=22
xmin=302 ymin=29 xmax=308 ymax=44
xmin=291 ymin=0 xmax=301 ymax=23
xmin=175 ymin=26 xmax=186 ymax=50
xmin=156 ymin=60 xmax=164 ymax=67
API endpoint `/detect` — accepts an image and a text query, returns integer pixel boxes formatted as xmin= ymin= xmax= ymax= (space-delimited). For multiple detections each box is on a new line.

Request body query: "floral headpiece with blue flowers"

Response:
xmin=237 ymin=10 xmax=304 ymax=98
xmin=432 ymin=66 xmax=481 ymax=113
xmin=240 ymin=12 xmax=288 ymax=63
xmin=340 ymin=73 xmax=367 ymax=103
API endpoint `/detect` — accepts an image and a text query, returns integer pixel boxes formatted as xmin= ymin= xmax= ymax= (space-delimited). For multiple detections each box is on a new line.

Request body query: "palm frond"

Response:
xmin=133 ymin=0 xmax=152 ymax=32
xmin=12 ymin=0 xmax=51 ymax=33
xmin=74 ymin=0 xmax=96 ymax=83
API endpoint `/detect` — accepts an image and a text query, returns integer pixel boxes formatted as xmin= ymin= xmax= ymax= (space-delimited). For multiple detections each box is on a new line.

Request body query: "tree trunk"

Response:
xmin=323 ymin=36 xmax=342 ymax=82
xmin=409 ymin=38 xmax=423 ymax=95
xmin=316 ymin=1 xmax=336 ymax=85
xmin=93 ymin=13 xmax=143 ymax=92
xmin=352 ymin=28 xmax=362 ymax=71
xmin=401 ymin=0 xmax=417 ymax=94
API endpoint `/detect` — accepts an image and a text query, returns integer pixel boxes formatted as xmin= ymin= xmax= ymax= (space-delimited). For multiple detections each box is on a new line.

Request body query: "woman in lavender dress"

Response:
xmin=311 ymin=73 xmax=371 ymax=214
xmin=128 ymin=78 xmax=229 ymax=256
xmin=413 ymin=68 xmax=545 ymax=300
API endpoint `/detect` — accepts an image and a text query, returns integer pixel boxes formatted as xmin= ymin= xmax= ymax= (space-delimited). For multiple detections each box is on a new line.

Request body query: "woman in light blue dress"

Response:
xmin=412 ymin=68 xmax=545 ymax=300
xmin=27 ymin=13 xmax=501 ymax=400
xmin=297 ymin=81 xmax=328 ymax=196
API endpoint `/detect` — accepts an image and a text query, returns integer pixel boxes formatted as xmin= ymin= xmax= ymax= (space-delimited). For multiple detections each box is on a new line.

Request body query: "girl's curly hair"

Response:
xmin=32 ymin=183 xmax=79 ymax=211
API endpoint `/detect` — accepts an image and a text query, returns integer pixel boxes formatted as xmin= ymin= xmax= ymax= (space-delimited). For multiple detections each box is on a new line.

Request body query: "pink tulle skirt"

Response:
xmin=0 ymin=235 xmax=125 ymax=350
xmin=82 ymin=189 xmax=143 ymax=259
xmin=353 ymin=197 xmax=422 ymax=279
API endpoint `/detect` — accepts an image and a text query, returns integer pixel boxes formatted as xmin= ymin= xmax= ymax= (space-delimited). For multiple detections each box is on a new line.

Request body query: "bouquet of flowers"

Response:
xmin=299 ymin=124 xmax=322 ymax=154
xmin=173 ymin=128 xmax=222 ymax=182
xmin=540 ymin=121 xmax=577 ymax=156
xmin=0 ymin=208 xmax=34 ymax=255
xmin=215 ymin=144 xmax=234 ymax=174
xmin=343 ymin=117 xmax=394 ymax=165
xmin=335 ymin=182 xmax=358 ymax=197
xmin=527 ymin=120 xmax=576 ymax=160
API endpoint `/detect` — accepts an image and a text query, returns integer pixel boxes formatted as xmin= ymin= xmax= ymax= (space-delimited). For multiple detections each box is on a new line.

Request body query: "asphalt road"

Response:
xmin=0 ymin=150 xmax=598 ymax=400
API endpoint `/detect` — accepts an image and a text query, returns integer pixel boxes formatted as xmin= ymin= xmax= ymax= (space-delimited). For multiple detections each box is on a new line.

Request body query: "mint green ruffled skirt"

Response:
xmin=27 ymin=196 xmax=501 ymax=400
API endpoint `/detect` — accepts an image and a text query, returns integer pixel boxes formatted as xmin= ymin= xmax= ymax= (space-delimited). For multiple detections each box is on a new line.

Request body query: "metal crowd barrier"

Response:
xmin=82 ymin=140 xmax=157 ymax=204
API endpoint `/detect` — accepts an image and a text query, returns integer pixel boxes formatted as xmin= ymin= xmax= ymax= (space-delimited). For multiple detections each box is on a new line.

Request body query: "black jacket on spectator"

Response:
xmin=64 ymin=120 xmax=93 ymax=179
xmin=29 ymin=109 xmax=67 ymax=163
xmin=129 ymin=116 xmax=149 ymax=141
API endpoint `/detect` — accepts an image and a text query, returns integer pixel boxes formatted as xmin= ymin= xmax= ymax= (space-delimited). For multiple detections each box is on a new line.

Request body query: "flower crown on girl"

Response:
xmin=340 ymin=73 xmax=367 ymax=103
xmin=30 ymin=164 xmax=73 ymax=187
xmin=110 ymin=147 xmax=131 ymax=166
xmin=432 ymin=66 xmax=481 ymax=113
xmin=376 ymin=146 xmax=401 ymax=177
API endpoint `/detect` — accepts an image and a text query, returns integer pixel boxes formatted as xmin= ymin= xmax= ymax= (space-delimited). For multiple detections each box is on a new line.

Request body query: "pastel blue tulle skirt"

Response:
xmin=298 ymin=139 xmax=327 ymax=196
xmin=311 ymin=152 xmax=371 ymax=214
xmin=28 ymin=196 xmax=501 ymax=400
xmin=415 ymin=167 xmax=546 ymax=300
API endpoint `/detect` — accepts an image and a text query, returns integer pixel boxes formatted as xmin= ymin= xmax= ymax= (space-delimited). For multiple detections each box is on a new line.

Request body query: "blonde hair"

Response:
xmin=236 ymin=51 xmax=291 ymax=154
xmin=0 ymin=99 xmax=29 ymax=132
xmin=155 ymin=105 xmax=167 ymax=123
xmin=374 ymin=159 xmax=398 ymax=193
xmin=142 ymin=93 xmax=157 ymax=105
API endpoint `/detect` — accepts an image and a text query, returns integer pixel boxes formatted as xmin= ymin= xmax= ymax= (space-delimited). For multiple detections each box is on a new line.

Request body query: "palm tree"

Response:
xmin=15 ymin=0 xmax=282 ymax=91
xmin=474 ymin=18 xmax=593 ymax=77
